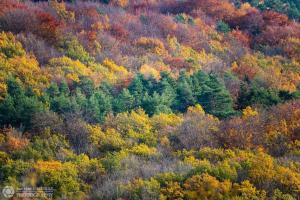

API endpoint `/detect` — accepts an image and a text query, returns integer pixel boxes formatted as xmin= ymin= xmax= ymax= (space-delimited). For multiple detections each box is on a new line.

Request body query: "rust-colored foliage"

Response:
xmin=35 ymin=11 xmax=61 ymax=43
xmin=0 ymin=0 xmax=27 ymax=15
xmin=0 ymin=127 xmax=28 ymax=152
xmin=0 ymin=1 xmax=299 ymax=199
xmin=230 ymin=30 xmax=251 ymax=47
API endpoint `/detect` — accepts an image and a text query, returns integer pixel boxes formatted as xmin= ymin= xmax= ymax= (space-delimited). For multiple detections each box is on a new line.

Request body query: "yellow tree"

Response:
xmin=161 ymin=182 xmax=184 ymax=200
xmin=34 ymin=160 xmax=85 ymax=199
xmin=87 ymin=125 xmax=125 ymax=151
xmin=0 ymin=32 xmax=48 ymax=97
xmin=184 ymin=173 xmax=231 ymax=200
xmin=105 ymin=109 xmax=156 ymax=146
xmin=46 ymin=56 xmax=92 ymax=83
xmin=49 ymin=0 xmax=75 ymax=22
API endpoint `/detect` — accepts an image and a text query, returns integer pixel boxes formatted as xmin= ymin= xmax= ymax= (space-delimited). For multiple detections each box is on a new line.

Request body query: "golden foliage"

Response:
xmin=49 ymin=0 xmax=75 ymax=22
xmin=0 ymin=32 xmax=25 ymax=59
xmin=151 ymin=112 xmax=183 ymax=132
xmin=167 ymin=36 xmax=217 ymax=73
xmin=87 ymin=125 xmax=125 ymax=151
xmin=111 ymin=0 xmax=129 ymax=7
xmin=129 ymin=144 xmax=158 ymax=157
xmin=0 ymin=32 xmax=48 ymax=96
xmin=232 ymin=180 xmax=266 ymax=199
xmin=233 ymin=54 xmax=300 ymax=92
xmin=183 ymin=156 xmax=212 ymax=168
xmin=35 ymin=160 xmax=63 ymax=172
xmin=248 ymin=149 xmax=276 ymax=186
xmin=47 ymin=56 xmax=92 ymax=83
xmin=242 ymin=106 xmax=258 ymax=119
xmin=187 ymin=104 xmax=205 ymax=115
xmin=107 ymin=109 xmax=155 ymax=145
xmin=136 ymin=37 xmax=166 ymax=56
xmin=101 ymin=58 xmax=131 ymax=85
xmin=184 ymin=173 xmax=231 ymax=200
xmin=161 ymin=182 xmax=184 ymax=200
xmin=282 ymin=37 xmax=300 ymax=62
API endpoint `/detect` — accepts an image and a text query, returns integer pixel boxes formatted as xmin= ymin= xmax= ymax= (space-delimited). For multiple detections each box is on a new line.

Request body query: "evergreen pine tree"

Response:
xmin=128 ymin=74 xmax=145 ymax=107
xmin=175 ymin=71 xmax=195 ymax=112
xmin=60 ymin=81 xmax=70 ymax=95
xmin=198 ymin=74 xmax=235 ymax=118
xmin=95 ymin=91 xmax=112 ymax=122
xmin=47 ymin=83 xmax=60 ymax=98
xmin=114 ymin=88 xmax=134 ymax=113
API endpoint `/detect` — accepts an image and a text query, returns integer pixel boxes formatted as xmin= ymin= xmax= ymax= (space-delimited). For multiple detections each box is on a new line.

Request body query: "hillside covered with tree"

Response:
xmin=0 ymin=0 xmax=300 ymax=199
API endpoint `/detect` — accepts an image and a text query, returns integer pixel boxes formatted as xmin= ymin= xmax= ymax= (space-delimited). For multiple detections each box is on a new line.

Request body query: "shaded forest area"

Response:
xmin=0 ymin=0 xmax=300 ymax=199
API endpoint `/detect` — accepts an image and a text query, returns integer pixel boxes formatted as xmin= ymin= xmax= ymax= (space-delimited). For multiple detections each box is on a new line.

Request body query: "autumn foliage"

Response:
xmin=0 ymin=0 xmax=299 ymax=199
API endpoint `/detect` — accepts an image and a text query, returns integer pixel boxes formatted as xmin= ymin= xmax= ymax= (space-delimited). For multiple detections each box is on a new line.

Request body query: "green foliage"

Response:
xmin=100 ymin=151 xmax=128 ymax=172
xmin=272 ymin=189 xmax=295 ymax=200
xmin=115 ymin=71 xmax=235 ymax=118
xmin=13 ymin=131 xmax=69 ymax=161
xmin=211 ymin=160 xmax=238 ymax=181
xmin=175 ymin=13 xmax=195 ymax=25
xmin=0 ymin=78 xmax=45 ymax=128
xmin=121 ymin=178 xmax=161 ymax=200
xmin=0 ymin=159 xmax=31 ymax=184
xmin=175 ymin=72 xmax=196 ymax=112
xmin=113 ymin=88 xmax=134 ymax=113
xmin=193 ymin=72 xmax=235 ymax=118
xmin=237 ymin=82 xmax=289 ymax=109
xmin=246 ymin=0 xmax=300 ymax=21
xmin=58 ymin=35 xmax=94 ymax=63
xmin=216 ymin=20 xmax=231 ymax=33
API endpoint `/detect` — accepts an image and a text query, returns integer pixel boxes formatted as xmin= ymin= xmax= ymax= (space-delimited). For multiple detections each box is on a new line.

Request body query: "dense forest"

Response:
xmin=0 ymin=0 xmax=300 ymax=199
